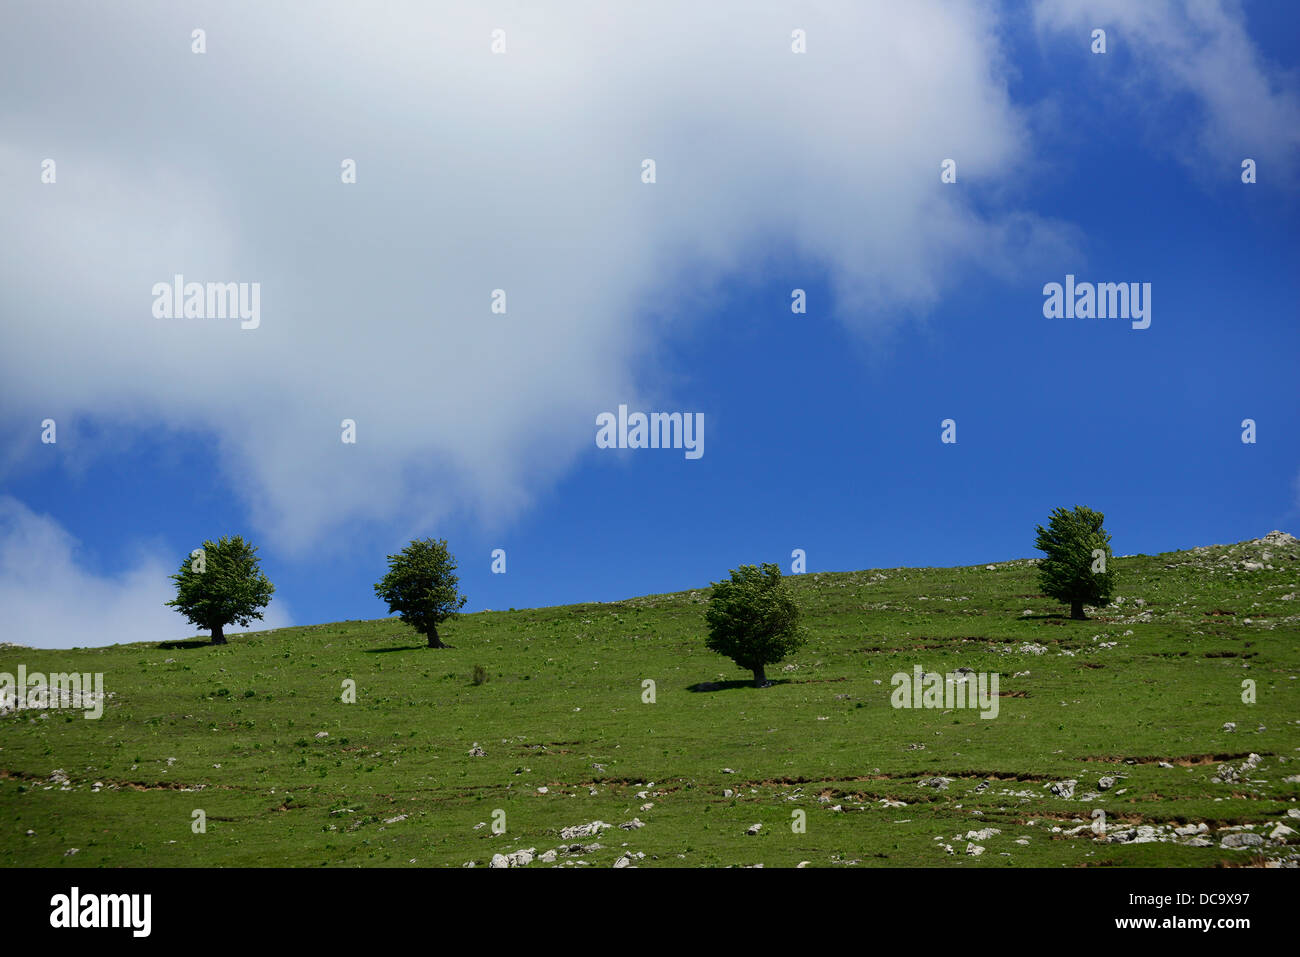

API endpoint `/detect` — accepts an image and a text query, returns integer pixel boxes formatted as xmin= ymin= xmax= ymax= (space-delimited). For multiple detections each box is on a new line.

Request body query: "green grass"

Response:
xmin=2 ymin=534 xmax=1298 ymax=868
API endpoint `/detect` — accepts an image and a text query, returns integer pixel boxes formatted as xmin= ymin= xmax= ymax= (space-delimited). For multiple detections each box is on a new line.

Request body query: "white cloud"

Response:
xmin=0 ymin=1 xmax=1074 ymax=552
xmin=1034 ymin=0 xmax=1300 ymax=182
xmin=0 ymin=497 xmax=291 ymax=649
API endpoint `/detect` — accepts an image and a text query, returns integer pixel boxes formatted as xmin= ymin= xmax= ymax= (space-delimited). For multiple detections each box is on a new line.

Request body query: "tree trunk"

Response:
xmin=211 ymin=623 xmax=226 ymax=645
xmin=1070 ymin=600 xmax=1086 ymax=620
xmin=427 ymin=624 xmax=445 ymax=649
xmin=752 ymin=665 xmax=767 ymax=687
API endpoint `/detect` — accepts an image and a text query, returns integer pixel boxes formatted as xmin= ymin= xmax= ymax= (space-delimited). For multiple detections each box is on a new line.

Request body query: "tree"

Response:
xmin=1034 ymin=505 xmax=1116 ymax=620
xmin=166 ymin=535 xmax=275 ymax=644
xmin=373 ymin=538 xmax=467 ymax=648
xmin=704 ymin=563 xmax=806 ymax=686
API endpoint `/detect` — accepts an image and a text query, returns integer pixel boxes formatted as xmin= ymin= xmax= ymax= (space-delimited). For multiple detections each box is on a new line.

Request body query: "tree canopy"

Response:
xmin=1034 ymin=505 xmax=1116 ymax=620
xmin=166 ymin=535 xmax=275 ymax=644
xmin=373 ymin=538 xmax=467 ymax=648
xmin=704 ymin=562 xmax=806 ymax=686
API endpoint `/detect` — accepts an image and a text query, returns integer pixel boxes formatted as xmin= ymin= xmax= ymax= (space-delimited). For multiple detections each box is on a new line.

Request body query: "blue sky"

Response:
xmin=2 ymin=1 xmax=1297 ymax=647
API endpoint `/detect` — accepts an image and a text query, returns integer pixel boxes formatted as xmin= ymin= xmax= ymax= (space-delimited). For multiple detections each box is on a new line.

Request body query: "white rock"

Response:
xmin=560 ymin=821 xmax=610 ymax=840
xmin=1049 ymin=780 xmax=1077 ymax=799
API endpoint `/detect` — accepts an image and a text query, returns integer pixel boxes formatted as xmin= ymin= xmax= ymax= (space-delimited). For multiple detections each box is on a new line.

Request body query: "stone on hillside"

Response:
xmin=1108 ymin=825 xmax=1161 ymax=844
xmin=1220 ymin=832 xmax=1264 ymax=849
xmin=507 ymin=848 xmax=535 ymax=866
xmin=560 ymin=821 xmax=610 ymax=840
xmin=1049 ymin=780 xmax=1077 ymax=799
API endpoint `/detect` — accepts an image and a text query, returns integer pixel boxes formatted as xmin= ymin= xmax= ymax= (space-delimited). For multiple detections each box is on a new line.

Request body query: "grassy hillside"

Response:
xmin=2 ymin=534 xmax=1298 ymax=868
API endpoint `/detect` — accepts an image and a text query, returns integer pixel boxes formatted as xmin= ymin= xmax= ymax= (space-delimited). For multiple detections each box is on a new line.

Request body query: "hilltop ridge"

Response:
xmin=1 ymin=533 xmax=1297 ymax=868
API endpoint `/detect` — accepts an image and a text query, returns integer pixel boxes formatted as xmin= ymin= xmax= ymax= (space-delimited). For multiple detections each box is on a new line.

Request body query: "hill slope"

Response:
xmin=2 ymin=534 xmax=1299 ymax=868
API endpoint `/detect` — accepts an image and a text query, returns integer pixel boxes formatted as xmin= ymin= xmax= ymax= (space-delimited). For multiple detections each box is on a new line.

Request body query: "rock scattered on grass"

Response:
xmin=1048 ymin=780 xmax=1077 ymax=799
xmin=560 ymin=820 xmax=610 ymax=840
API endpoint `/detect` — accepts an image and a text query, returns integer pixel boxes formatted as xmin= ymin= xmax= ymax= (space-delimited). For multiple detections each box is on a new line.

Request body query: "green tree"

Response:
xmin=704 ymin=563 xmax=806 ymax=686
xmin=373 ymin=538 xmax=467 ymax=648
xmin=1034 ymin=505 xmax=1116 ymax=620
xmin=166 ymin=535 xmax=275 ymax=644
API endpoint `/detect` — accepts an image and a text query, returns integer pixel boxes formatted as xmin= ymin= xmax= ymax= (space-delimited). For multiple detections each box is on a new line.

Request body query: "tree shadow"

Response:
xmin=156 ymin=639 xmax=213 ymax=651
xmin=363 ymin=644 xmax=430 ymax=654
xmin=687 ymin=678 xmax=792 ymax=693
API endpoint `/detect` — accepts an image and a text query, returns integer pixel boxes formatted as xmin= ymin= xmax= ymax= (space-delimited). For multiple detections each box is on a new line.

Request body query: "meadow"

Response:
xmin=2 ymin=533 xmax=1297 ymax=868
